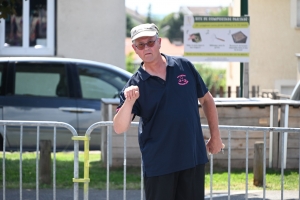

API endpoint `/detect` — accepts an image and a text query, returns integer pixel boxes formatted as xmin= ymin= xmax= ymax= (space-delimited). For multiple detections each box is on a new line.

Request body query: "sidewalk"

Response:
xmin=1 ymin=189 xmax=299 ymax=200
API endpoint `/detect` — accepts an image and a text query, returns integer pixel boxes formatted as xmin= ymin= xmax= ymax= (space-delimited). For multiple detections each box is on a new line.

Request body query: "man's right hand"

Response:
xmin=113 ymin=85 xmax=139 ymax=134
xmin=124 ymin=85 xmax=140 ymax=101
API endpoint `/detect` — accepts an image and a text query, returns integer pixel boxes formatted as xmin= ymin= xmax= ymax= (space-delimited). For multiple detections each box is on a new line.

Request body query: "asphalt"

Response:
xmin=1 ymin=189 xmax=299 ymax=200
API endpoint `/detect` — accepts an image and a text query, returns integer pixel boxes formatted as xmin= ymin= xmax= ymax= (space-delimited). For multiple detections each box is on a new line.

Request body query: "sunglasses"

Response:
xmin=134 ymin=37 xmax=158 ymax=50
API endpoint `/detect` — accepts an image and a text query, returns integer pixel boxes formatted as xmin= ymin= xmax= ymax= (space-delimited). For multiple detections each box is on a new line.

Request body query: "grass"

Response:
xmin=0 ymin=151 xmax=299 ymax=190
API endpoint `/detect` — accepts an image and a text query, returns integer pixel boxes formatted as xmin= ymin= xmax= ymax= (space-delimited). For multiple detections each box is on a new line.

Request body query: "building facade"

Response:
xmin=231 ymin=0 xmax=300 ymax=96
xmin=0 ymin=0 xmax=126 ymax=69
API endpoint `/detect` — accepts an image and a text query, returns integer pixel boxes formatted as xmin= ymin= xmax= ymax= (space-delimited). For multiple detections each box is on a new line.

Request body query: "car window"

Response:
xmin=14 ymin=63 xmax=68 ymax=97
xmin=77 ymin=64 xmax=128 ymax=99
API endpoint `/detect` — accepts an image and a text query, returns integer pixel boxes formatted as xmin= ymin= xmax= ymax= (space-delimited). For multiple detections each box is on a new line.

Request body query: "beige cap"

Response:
xmin=131 ymin=23 xmax=159 ymax=41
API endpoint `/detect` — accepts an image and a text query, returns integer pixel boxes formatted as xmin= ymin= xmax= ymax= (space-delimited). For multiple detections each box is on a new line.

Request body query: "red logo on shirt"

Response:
xmin=177 ymin=74 xmax=189 ymax=85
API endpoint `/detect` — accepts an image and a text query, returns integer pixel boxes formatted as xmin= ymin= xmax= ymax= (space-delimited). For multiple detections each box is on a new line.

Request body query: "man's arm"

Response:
xmin=199 ymin=91 xmax=223 ymax=154
xmin=113 ymin=86 xmax=139 ymax=134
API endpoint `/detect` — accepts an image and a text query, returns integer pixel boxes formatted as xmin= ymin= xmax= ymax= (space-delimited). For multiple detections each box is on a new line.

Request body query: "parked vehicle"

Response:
xmin=0 ymin=57 xmax=132 ymax=151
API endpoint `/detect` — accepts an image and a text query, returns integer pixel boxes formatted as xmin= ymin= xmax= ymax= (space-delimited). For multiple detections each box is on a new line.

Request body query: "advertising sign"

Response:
xmin=184 ymin=16 xmax=250 ymax=62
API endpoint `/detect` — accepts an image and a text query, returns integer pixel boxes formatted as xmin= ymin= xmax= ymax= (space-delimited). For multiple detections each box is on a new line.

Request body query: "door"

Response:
xmin=75 ymin=63 xmax=129 ymax=150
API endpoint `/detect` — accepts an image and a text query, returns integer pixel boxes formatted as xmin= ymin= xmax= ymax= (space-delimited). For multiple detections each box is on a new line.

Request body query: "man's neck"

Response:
xmin=143 ymin=55 xmax=167 ymax=80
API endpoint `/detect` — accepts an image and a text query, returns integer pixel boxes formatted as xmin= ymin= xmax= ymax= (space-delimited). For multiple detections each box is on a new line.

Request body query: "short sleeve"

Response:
xmin=187 ymin=61 xmax=208 ymax=98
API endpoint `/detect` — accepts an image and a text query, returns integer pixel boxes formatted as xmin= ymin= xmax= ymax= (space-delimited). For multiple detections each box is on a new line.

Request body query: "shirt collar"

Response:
xmin=137 ymin=53 xmax=176 ymax=81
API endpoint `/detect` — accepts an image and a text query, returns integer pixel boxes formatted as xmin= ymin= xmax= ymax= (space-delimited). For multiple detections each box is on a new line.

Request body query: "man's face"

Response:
xmin=132 ymin=35 xmax=161 ymax=63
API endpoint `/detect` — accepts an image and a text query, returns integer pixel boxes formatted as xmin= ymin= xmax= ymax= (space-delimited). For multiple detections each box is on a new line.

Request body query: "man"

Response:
xmin=113 ymin=23 xmax=223 ymax=200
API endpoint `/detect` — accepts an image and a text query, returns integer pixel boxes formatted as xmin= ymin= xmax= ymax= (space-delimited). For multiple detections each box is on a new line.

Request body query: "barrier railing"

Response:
xmin=0 ymin=120 xmax=79 ymax=200
xmin=85 ymin=121 xmax=300 ymax=200
xmin=1 ymin=120 xmax=300 ymax=200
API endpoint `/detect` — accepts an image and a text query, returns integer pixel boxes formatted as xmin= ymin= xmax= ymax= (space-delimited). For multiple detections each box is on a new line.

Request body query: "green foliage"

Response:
xmin=126 ymin=14 xmax=136 ymax=37
xmin=146 ymin=4 xmax=152 ymax=23
xmin=0 ymin=0 xmax=19 ymax=19
xmin=159 ymin=12 xmax=184 ymax=43
xmin=193 ymin=63 xmax=226 ymax=93
xmin=210 ymin=7 xmax=228 ymax=16
xmin=126 ymin=51 xmax=137 ymax=73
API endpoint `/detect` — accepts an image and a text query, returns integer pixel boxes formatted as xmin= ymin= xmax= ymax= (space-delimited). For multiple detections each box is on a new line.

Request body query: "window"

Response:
xmin=297 ymin=0 xmax=300 ymax=27
xmin=291 ymin=0 xmax=300 ymax=28
xmin=14 ymin=63 xmax=67 ymax=97
xmin=0 ymin=0 xmax=55 ymax=56
xmin=77 ymin=65 xmax=128 ymax=99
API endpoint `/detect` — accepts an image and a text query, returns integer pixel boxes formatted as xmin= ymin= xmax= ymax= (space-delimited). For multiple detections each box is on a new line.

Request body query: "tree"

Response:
xmin=0 ymin=0 xmax=18 ymax=19
xmin=193 ymin=63 xmax=226 ymax=94
xmin=145 ymin=4 xmax=152 ymax=23
xmin=159 ymin=12 xmax=184 ymax=43
xmin=210 ymin=7 xmax=228 ymax=16
xmin=126 ymin=14 xmax=136 ymax=37
xmin=126 ymin=52 xmax=137 ymax=73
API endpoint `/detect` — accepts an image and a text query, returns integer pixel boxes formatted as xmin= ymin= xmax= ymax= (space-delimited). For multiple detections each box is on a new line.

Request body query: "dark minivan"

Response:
xmin=0 ymin=57 xmax=132 ymax=151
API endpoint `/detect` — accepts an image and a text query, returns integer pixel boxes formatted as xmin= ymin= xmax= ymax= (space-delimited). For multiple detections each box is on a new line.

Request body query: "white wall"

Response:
xmin=248 ymin=0 xmax=300 ymax=94
xmin=57 ymin=0 xmax=126 ymax=68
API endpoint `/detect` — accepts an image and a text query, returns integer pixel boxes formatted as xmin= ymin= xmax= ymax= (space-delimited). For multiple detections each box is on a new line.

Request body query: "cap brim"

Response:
xmin=131 ymin=31 xmax=157 ymax=41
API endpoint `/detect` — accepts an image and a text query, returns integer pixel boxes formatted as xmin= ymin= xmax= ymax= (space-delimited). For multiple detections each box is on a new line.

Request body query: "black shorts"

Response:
xmin=144 ymin=164 xmax=205 ymax=200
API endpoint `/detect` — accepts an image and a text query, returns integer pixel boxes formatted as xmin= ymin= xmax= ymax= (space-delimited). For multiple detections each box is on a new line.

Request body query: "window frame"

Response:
xmin=76 ymin=64 xmax=128 ymax=100
xmin=0 ymin=0 xmax=55 ymax=56
xmin=14 ymin=62 xmax=68 ymax=98
xmin=291 ymin=0 xmax=300 ymax=29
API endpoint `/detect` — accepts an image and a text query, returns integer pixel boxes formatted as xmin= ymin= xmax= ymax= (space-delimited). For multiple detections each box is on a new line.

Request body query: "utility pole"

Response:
xmin=240 ymin=0 xmax=248 ymax=97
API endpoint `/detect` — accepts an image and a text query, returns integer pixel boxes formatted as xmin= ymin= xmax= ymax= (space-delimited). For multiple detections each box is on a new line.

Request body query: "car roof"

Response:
xmin=0 ymin=56 xmax=133 ymax=77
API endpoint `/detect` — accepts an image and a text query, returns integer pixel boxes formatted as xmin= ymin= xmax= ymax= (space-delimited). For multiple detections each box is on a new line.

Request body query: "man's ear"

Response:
xmin=158 ymin=38 xmax=162 ymax=48
xmin=132 ymin=44 xmax=138 ymax=53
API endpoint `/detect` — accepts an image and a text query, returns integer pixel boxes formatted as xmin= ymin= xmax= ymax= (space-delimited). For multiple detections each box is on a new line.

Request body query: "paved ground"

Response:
xmin=1 ymin=189 xmax=299 ymax=200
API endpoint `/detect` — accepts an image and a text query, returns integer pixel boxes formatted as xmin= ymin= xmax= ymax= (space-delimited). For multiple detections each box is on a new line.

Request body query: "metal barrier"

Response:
xmin=0 ymin=120 xmax=80 ymax=200
xmin=1 ymin=120 xmax=300 ymax=200
xmin=85 ymin=121 xmax=300 ymax=200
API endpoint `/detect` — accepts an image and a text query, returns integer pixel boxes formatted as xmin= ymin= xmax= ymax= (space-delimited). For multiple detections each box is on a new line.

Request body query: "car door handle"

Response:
xmin=77 ymin=108 xmax=96 ymax=113
xmin=59 ymin=107 xmax=95 ymax=113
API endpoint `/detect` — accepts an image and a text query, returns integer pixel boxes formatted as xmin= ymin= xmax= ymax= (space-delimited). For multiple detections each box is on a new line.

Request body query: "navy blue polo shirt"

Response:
xmin=117 ymin=53 xmax=209 ymax=177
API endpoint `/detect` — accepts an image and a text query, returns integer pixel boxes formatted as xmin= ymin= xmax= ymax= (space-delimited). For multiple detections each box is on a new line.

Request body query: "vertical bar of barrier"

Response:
xmin=107 ymin=128 xmax=110 ymax=200
xmin=53 ymin=127 xmax=57 ymax=200
xmin=84 ymin=136 xmax=90 ymax=200
xmin=20 ymin=125 xmax=23 ymax=200
xmin=245 ymin=131 xmax=249 ymax=200
xmin=263 ymin=131 xmax=266 ymax=199
xmin=108 ymin=105 xmax=113 ymax=166
xmin=36 ymin=126 xmax=40 ymax=200
xmin=123 ymin=131 xmax=127 ymax=200
xmin=269 ymin=105 xmax=273 ymax=168
xmin=3 ymin=125 xmax=6 ymax=200
xmin=283 ymin=104 xmax=289 ymax=169
xmin=228 ymin=130 xmax=231 ymax=200
xmin=281 ymin=131 xmax=284 ymax=200
xmin=210 ymin=154 xmax=213 ymax=200
xmin=299 ymin=133 xmax=300 ymax=199
xmin=107 ymin=105 xmax=113 ymax=200
xmin=73 ymin=138 xmax=79 ymax=200
xmin=141 ymin=157 xmax=144 ymax=200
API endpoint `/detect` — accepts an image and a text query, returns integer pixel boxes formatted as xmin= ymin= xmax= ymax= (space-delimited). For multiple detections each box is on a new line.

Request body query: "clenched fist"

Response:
xmin=124 ymin=85 xmax=140 ymax=101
